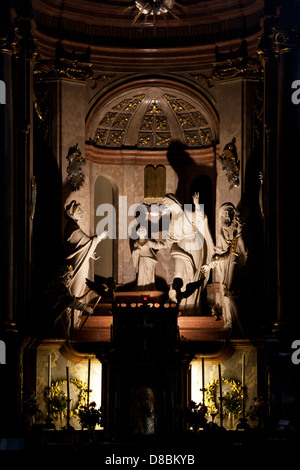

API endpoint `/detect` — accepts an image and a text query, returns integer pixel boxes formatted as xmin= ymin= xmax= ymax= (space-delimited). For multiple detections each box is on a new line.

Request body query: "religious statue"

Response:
xmin=133 ymin=387 xmax=155 ymax=435
xmin=63 ymin=200 xmax=108 ymax=327
xmin=201 ymin=202 xmax=247 ymax=335
xmin=132 ymin=226 xmax=166 ymax=289
xmin=45 ymin=264 xmax=93 ymax=337
xmin=162 ymin=192 xmax=214 ymax=314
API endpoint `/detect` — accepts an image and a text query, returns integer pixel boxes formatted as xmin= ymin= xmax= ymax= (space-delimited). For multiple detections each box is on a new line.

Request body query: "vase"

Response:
xmin=87 ymin=424 xmax=96 ymax=443
xmin=228 ymin=412 xmax=236 ymax=430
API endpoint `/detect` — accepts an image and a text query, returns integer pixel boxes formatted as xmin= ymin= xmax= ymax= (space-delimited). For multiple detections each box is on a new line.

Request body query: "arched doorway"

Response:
xmin=94 ymin=175 xmax=115 ymax=280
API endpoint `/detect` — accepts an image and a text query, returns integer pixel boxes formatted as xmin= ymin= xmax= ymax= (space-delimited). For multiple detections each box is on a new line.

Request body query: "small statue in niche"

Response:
xmin=63 ymin=200 xmax=108 ymax=327
xmin=66 ymin=143 xmax=86 ymax=191
xmin=132 ymin=226 xmax=167 ymax=290
xmin=133 ymin=387 xmax=155 ymax=436
xmin=219 ymin=137 xmax=240 ymax=190
xmin=201 ymin=202 xmax=248 ymax=335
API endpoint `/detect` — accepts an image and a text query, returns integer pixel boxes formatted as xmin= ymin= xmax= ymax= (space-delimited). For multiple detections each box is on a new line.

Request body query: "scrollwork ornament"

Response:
xmin=218 ymin=137 xmax=240 ymax=190
xmin=66 ymin=143 xmax=86 ymax=191
xmin=274 ymin=26 xmax=300 ymax=53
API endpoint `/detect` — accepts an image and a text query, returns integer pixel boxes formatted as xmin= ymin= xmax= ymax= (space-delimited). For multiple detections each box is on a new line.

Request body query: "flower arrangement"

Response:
xmin=78 ymin=402 xmax=104 ymax=430
xmin=47 ymin=379 xmax=89 ymax=419
xmin=48 ymin=384 xmax=68 ymax=418
xmin=204 ymin=378 xmax=244 ymax=418
xmin=24 ymin=391 xmax=41 ymax=416
xmin=249 ymin=396 xmax=265 ymax=429
xmin=186 ymin=400 xmax=208 ymax=431
xmin=222 ymin=379 xmax=244 ymax=417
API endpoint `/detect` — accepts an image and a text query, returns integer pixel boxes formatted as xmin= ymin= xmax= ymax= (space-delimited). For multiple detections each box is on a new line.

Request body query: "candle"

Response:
xmin=87 ymin=359 xmax=91 ymax=405
xmin=218 ymin=363 xmax=222 ymax=398
xmin=242 ymin=354 xmax=245 ymax=388
xmin=66 ymin=366 xmax=70 ymax=401
xmin=48 ymin=354 xmax=51 ymax=389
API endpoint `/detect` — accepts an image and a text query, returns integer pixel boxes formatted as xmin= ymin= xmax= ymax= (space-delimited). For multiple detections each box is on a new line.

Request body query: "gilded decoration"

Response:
xmin=205 ymin=379 xmax=244 ymax=418
xmin=212 ymin=57 xmax=263 ymax=81
xmin=92 ymin=87 xmax=215 ymax=149
xmin=48 ymin=379 xmax=88 ymax=419
xmin=66 ymin=144 xmax=86 ymax=191
xmin=219 ymin=138 xmax=240 ymax=190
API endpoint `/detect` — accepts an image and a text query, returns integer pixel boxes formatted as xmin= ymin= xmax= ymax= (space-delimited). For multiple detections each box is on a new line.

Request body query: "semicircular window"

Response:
xmin=93 ymin=87 xmax=215 ymax=149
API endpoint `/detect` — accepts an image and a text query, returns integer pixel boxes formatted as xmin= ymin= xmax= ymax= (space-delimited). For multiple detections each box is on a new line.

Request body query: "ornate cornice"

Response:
xmin=33 ymin=57 xmax=93 ymax=82
xmin=85 ymin=143 xmax=216 ymax=166
xmin=212 ymin=56 xmax=263 ymax=81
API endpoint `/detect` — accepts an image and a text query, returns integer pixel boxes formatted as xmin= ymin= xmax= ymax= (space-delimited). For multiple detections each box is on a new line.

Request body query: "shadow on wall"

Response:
xmin=166 ymin=140 xmax=214 ymax=236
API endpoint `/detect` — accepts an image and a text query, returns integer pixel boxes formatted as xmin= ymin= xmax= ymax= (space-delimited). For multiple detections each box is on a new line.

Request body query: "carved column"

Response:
xmin=260 ymin=2 xmax=300 ymax=431
xmin=273 ymin=5 xmax=300 ymax=330
xmin=212 ymin=49 xmax=264 ymax=335
xmin=0 ymin=7 xmax=36 ymax=433
xmin=258 ymin=14 xmax=279 ymax=328
xmin=0 ymin=44 xmax=15 ymax=331
xmin=212 ymin=50 xmax=263 ymax=240
xmin=32 ymin=50 xmax=93 ymax=311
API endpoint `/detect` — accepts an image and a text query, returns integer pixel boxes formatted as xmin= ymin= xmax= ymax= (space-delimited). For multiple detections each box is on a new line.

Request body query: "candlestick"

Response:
xmin=66 ymin=366 xmax=70 ymax=400
xmin=236 ymin=353 xmax=250 ymax=430
xmin=44 ymin=354 xmax=55 ymax=429
xmin=66 ymin=366 xmax=70 ymax=429
xmin=218 ymin=364 xmax=224 ymax=429
xmin=87 ymin=359 xmax=91 ymax=405
xmin=48 ymin=354 xmax=51 ymax=389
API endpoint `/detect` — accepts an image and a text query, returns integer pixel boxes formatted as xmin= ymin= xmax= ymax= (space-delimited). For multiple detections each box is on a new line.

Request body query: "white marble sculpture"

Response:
xmin=132 ymin=226 xmax=166 ymax=289
xmin=163 ymin=192 xmax=214 ymax=313
xmin=45 ymin=264 xmax=93 ymax=337
xmin=63 ymin=200 xmax=107 ymax=327
xmin=201 ymin=202 xmax=247 ymax=334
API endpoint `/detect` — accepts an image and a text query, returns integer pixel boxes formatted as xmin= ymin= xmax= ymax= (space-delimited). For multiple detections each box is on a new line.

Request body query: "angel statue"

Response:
xmin=162 ymin=192 xmax=214 ymax=314
xmin=63 ymin=200 xmax=108 ymax=327
xmin=44 ymin=264 xmax=94 ymax=337
xmin=201 ymin=202 xmax=247 ymax=335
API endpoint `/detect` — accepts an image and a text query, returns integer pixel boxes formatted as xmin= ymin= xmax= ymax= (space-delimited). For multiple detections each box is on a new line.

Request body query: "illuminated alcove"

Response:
xmin=35 ymin=346 xmax=102 ymax=430
xmin=190 ymin=348 xmax=258 ymax=429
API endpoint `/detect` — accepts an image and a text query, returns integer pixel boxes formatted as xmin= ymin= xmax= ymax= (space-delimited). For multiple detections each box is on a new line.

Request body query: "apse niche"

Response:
xmin=89 ymin=85 xmax=218 ymax=150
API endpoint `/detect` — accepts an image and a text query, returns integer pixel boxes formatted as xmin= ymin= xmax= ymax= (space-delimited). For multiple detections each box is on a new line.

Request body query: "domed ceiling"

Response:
xmin=88 ymin=85 xmax=217 ymax=149
xmin=31 ymin=0 xmax=264 ymax=70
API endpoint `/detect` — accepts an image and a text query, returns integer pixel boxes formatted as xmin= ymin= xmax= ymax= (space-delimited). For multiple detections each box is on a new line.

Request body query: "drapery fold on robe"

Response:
xmin=64 ymin=218 xmax=99 ymax=298
xmin=163 ymin=194 xmax=214 ymax=314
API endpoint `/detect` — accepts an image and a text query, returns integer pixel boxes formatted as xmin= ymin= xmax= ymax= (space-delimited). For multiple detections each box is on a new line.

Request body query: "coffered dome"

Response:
xmin=88 ymin=85 xmax=217 ymax=149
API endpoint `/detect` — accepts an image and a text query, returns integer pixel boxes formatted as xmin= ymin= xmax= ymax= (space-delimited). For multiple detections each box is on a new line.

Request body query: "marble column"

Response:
xmin=0 ymin=47 xmax=15 ymax=331
xmin=259 ymin=15 xmax=279 ymax=328
xmin=273 ymin=5 xmax=300 ymax=330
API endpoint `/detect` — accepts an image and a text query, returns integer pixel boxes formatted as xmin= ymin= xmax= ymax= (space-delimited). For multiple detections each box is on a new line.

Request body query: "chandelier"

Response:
xmin=129 ymin=0 xmax=182 ymax=25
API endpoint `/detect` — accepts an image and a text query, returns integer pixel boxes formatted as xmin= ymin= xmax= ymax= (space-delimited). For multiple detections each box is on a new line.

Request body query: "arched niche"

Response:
xmin=86 ymin=78 xmax=219 ymax=156
xmin=94 ymin=176 xmax=115 ymax=280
